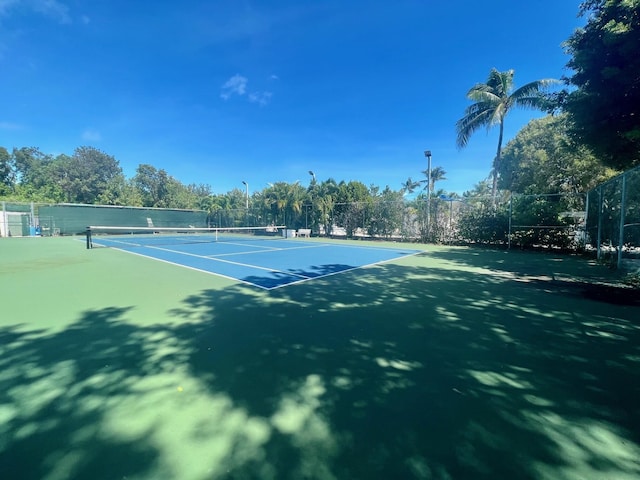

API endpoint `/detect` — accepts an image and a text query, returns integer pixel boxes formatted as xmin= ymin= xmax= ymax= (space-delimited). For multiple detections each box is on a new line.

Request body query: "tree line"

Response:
xmin=1 ymin=0 xmax=637 ymax=246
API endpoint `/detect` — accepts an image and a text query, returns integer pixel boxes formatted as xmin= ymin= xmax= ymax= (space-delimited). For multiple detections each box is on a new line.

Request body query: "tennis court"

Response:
xmin=1 ymin=237 xmax=639 ymax=480
xmin=86 ymin=226 xmax=423 ymax=289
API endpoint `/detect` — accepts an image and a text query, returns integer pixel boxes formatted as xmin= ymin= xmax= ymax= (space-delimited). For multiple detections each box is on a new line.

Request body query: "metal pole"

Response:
xmin=508 ymin=195 xmax=513 ymax=249
xmin=424 ymin=150 xmax=432 ymax=241
xmin=308 ymin=171 xmax=315 ymax=231
xmin=449 ymin=200 xmax=453 ymax=243
xmin=597 ymin=187 xmax=603 ymax=260
xmin=617 ymin=173 xmax=627 ymax=269
xmin=241 ymin=181 xmax=249 ymax=210
xmin=583 ymin=193 xmax=589 ymax=250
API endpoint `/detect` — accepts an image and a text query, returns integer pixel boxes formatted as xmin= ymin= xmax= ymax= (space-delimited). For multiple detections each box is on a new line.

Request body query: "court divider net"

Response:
xmin=86 ymin=225 xmax=288 ymax=249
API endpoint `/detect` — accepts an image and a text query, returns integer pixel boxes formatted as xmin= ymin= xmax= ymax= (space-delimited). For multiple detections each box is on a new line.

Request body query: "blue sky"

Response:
xmin=0 ymin=0 xmax=585 ymax=197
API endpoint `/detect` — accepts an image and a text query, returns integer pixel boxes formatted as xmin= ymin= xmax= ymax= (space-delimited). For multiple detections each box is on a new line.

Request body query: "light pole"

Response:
xmin=424 ymin=150 xmax=432 ymax=241
xmin=241 ymin=181 xmax=249 ymax=209
xmin=306 ymin=171 xmax=315 ymax=228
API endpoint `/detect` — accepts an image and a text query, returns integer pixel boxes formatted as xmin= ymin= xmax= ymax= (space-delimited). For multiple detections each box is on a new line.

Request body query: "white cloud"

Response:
xmin=221 ymin=74 xmax=274 ymax=106
xmin=220 ymin=74 xmax=248 ymax=100
xmin=0 ymin=0 xmax=71 ymax=23
xmin=82 ymin=128 xmax=102 ymax=142
xmin=0 ymin=121 xmax=22 ymax=130
xmin=0 ymin=0 xmax=19 ymax=16
xmin=33 ymin=0 xmax=71 ymax=23
xmin=248 ymin=91 xmax=272 ymax=107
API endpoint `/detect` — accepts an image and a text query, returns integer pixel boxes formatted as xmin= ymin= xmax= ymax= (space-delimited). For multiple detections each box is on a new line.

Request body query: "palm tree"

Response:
xmin=402 ymin=177 xmax=421 ymax=194
xmin=456 ymin=68 xmax=556 ymax=199
xmin=403 ymin=166 xmax=446 ymax=195
xmin=262 ymin=181 xmax=306 ymax=226
xmin=420 ymin=166 xmax=447 ymax=193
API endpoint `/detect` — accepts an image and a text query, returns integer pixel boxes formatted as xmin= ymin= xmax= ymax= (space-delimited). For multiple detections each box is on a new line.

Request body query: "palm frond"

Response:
xmin=456 ymin=98 xmax=508 ymax=147
xmin=511 ymin=78 xmax=559 ymax=97
xmin=486 ymin=68 xmax=514 ymax=95
xmin=466 ymin=89 xmax=501 ymax=103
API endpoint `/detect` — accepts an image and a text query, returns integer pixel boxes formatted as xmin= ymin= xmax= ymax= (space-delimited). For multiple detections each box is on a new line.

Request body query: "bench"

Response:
xmin=297 ymin=228 xmax=311 ymax=238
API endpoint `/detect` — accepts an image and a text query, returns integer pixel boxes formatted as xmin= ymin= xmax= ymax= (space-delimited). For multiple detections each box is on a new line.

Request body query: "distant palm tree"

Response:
xmin=456 ymin=68 xmax=556 ymax=198
xmin=403 ymin=166 xmax=447 ymax=195
xmin=420 ymin=166 xmax=447 ymax=193
xmin=263 ymin=181 xmax=305 ymax=225
xmin=402 ymin=177 xmax=421 ymax=194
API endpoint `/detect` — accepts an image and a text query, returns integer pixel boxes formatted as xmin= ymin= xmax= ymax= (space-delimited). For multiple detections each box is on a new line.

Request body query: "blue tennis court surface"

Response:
xmin=93 ymin=237 xmax=422 ymax=289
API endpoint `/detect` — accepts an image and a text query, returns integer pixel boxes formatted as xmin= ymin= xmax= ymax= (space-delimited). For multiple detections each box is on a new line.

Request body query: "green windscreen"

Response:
xmin=37 ymin=204 xmax=208 ymax=235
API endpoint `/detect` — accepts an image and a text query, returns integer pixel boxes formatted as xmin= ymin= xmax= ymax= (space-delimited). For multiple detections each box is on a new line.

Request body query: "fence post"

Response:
xmin=617 ymin=172 xmax=627 ymax=269
xmin=597 ymin=187 xmax=603 ymax=260
xmin=508 ymin=196 xmax=513 ymax=249
xmin=583 ymin=193 xmax=589 ymax=250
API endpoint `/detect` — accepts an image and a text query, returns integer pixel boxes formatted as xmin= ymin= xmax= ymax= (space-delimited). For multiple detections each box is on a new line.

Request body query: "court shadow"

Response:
xmin=164 ymin=258 xmax=640 ymax=479
xmin=2 ymin=252 xmax=639 ymax=479
xmin=428 ymin=247 xmax=639 ymax=305
xmin=0 ymin=307 xmax=160 ymax=480
xmin=242 ymin=263 xmax=359 ymax=288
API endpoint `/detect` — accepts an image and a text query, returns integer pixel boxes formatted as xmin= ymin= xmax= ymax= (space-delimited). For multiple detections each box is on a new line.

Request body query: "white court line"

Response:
xmin=99 ymin=247 xmax=275 ymax=290
xmin=205 ymin=255 xmax=311 ymax=278
xmin=217 ymin=241 xmax=283 ymax=251
xmin=89 ymin=238 xmax=422 ymax=290
xmin=206 ymin=243 xmax=330 ymax=258
xmin=115 ymin=242 xmax=312 ymax=279
xmin=266 ymin=250 xmax=422 ymax=290
xmin=310 ymin=242 xmax=422 ymax=254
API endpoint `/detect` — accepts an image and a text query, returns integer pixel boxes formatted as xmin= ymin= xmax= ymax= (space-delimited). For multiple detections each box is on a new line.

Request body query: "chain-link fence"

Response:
xmin=3 ymin=167 xmax=638 ymax=264
xmin=1 ymin=202 xmax=208 ymax=237
xmin=585 ymin=165 xmax=640 ymax=268
xmin=507 ymin=193 xmax=587 ymax=250
xmin=0 ymin=201 xmax=35 ymax=237
xmin=205 ymin=194 xmax=590 ymax=247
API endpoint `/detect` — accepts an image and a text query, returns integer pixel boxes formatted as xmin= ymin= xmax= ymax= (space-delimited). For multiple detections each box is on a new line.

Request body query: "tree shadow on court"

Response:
xmin=0 ymin=307 xmax=163 ymax=480
xmin=1 ymin=249 xmax=639 ymax=479
xmin=241 ymin=263 xmax=357 ymax=288
xmin=428 ymin=247 xmax=640 ymax=305
xmin=163 ymin=255 xmax=640 ymax=479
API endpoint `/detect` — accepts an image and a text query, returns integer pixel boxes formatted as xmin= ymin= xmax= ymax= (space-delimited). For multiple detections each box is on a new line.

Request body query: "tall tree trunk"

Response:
xmin=492 ymin=119 xmax=505 ymax=203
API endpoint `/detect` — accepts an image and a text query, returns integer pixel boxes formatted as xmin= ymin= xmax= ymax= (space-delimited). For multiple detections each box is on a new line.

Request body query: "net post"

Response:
xmin=86 ymin=226 xmax=92 ymax=249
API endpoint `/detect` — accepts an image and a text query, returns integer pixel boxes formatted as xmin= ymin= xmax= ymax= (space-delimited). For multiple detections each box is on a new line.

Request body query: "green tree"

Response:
xmin=498 ymin=114 xmax=617 ymax=194
xmin=368 ymin=186 xmax=404 ymax=238
xmin=66 ymin=147 xmax=123 ymax=204
xmin=403 ymin=166 xmax=447 ymax=195
xmin=563 ymin=0 xmax=640 ymax=169
xmin=10 ymin=150 xmax=67 ymax=202
xmin=422 ymin=166 xmax=447 ymax=193
xmin=0 ymin=147 xmax=13 ymax=194
xmin=456 ymin=68 xmax=557 ymax=198
xmin=401 ymin=177 xmax=420 ymax=194
xmin=97 ymin=175 xmax=143 ymax=206
xmin=133 ymin=164 xmax=177 ymax=207
xmin=312 ymin=179 xmax=339 ymax=236
xmin=262 ymin=181 xmax=306 ymax=227
xmin=333 ymin=180 xmax=371 ymax=237
xmin=201 ymin=193 xmax=238 ymax=227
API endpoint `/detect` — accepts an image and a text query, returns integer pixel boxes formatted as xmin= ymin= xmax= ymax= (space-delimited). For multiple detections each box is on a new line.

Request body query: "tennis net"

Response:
xmin=86 ymin=225 xmax=288 ymax=249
